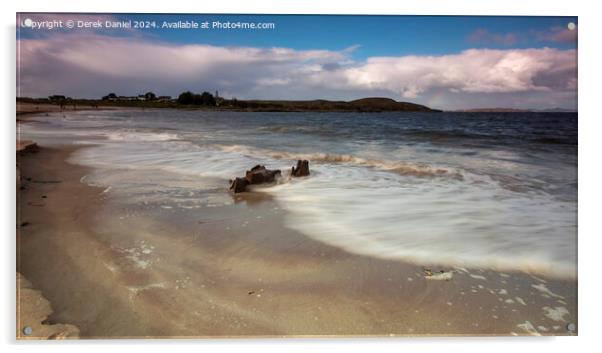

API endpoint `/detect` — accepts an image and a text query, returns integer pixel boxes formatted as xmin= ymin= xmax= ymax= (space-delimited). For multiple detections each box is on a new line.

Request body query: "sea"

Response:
xmin=20 ymin=110 xmax=578 ymax=279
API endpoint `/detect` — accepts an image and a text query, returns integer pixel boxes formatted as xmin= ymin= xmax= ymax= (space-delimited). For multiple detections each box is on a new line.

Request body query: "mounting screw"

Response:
xmin=567 ymin=323 xmax=576 ymax=332
xmin=22 ymin=326 xmax=32 ymax=335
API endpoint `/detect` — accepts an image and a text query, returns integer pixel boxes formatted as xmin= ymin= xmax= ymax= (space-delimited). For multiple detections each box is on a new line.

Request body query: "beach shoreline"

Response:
xmin=16 ymin=111 xmax=577 ymax=338
xmin=16 ymin=102 xmax=143 ymax=122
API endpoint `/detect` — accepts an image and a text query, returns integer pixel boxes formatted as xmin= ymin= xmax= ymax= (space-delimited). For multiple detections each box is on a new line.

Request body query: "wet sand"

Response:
xmin=17 ymin=144 xmax=577 ymax=338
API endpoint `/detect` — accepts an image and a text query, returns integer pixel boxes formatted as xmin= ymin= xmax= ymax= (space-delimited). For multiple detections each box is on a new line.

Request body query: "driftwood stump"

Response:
xmin=229 ymin=165 xmax=281 ymax=193
xmin=229 ymin=161 xmax=310 ymax=193
xmin=291 ymin=160 xmax=310 ymax=177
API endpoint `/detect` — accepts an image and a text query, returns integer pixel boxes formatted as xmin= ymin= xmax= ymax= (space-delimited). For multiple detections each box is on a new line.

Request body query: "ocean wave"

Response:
xmin=263 ymin=169 xmax=577 ymax=279
xmin=257 ymin=125 xmax=327 ymax=134
xmin=105 ymin=130 xmax=180 ymax=142
xmin=403 ymin=129 xmax=497 ymax=141
xmin=212 ymin=144 xmax=459 ymax=178
xmin=405 ymin=129 xmax=577 ymax=147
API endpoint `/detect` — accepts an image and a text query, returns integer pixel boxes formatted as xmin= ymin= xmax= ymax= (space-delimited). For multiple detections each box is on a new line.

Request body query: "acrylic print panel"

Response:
xmin=16 ymin=13 xmax=577 ymax=339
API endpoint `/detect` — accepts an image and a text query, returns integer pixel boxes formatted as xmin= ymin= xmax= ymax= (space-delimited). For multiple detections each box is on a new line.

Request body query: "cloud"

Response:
xmin=467 ymin=28 xmax=517 ymax=46
xmin=17 ymin=33 xmax=576 ymax=110
xmin=537 ymin=26 xmax=578 ymax=43
xmin=340 ymin=48 xmax=576 ymax=98
xmin=466 ymin=25 xmax=578 ymax=47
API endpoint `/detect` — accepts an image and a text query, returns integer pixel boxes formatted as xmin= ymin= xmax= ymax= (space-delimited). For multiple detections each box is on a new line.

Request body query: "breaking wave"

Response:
xmin=105 ymin=130 xmax=180 ymax=142
xmin=212 ymin=144 xmax=458 ymax=178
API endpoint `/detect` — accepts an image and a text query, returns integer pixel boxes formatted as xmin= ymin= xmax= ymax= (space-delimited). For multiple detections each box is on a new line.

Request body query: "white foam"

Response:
xmin=532 ymin=284 xmax=565 ymax=299
xmin=470 ymin=274 xmax=487 ymax=280
xmin=132 ymin=258 xmax=150 ymax=269
xmin=105 ymin=131 xmax=180 ymax=142
xmin=127 ymin=282 xmax=168 ymax=300
xmin=212 ymin=144 xmax=457 ymax=178
xmin=264 ymin=161 xmax=577 ymax=279
xmin=542 ymin=306 xmax=569 ymax=322
xmin=103 ymin=262 xmax=118 ymax=274
xmin=122 ymin=243 xmax=154 ymax=270
xmin=531 ymin=275 xmax=548 ymax=283
xmin=127 ymin=282 xmax=167 ymax=293
xmin=425 ymin=271 xmax=454 ymax=281
xmin=517 ymin=321 xmax=541 ymax=336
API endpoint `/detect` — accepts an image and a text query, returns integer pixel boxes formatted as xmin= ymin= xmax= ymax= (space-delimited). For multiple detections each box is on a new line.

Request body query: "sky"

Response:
xmin=16 ymin=13 xmax=578 ymax=110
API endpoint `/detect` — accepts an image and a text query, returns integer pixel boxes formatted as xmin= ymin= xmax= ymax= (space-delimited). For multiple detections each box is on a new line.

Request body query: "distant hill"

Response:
xmin=241 ymin=97 xmax=437 ymax=112
xmin=349 ymin=98 xmax=435 ymax=112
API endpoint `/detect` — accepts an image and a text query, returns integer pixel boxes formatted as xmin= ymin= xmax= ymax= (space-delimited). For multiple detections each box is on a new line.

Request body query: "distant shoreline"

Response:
xmin=17 ymin=98 xmax=577 ymax=115
xmin=16 ymin=102 xmax=139 ymax=121
xmin=17 ymin=97 xmax=440 ymax=113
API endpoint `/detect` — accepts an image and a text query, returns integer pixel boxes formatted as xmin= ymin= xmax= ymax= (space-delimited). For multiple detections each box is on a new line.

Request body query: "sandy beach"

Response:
xmin=16 ymin=102 xmax=137 ymax=122
xmin=16 ymin=113 xmax=577 ymax=337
